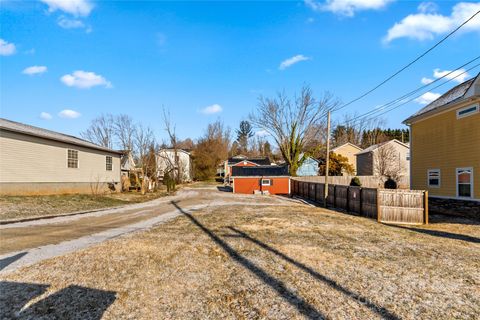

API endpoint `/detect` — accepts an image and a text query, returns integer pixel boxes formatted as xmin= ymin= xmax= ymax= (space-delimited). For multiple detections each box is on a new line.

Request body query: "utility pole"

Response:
xmin=324 ymin=111 xmax=331 ymax=207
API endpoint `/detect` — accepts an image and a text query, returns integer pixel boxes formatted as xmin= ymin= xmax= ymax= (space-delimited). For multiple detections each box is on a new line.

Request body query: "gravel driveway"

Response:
xmin=0 ymin=187 xmax=293 ymax=274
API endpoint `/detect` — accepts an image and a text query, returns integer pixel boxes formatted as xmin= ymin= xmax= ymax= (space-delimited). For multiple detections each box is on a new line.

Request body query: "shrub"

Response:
xmin=384 ymin=177 xmax=397 ymax=189
xmin=350 ymin=177 xmax=362 ymax=187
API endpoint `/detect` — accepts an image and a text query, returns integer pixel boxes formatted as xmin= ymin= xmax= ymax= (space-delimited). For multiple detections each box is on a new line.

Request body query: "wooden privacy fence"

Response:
xmin=291 ymin=180 xmax=428 ymax=225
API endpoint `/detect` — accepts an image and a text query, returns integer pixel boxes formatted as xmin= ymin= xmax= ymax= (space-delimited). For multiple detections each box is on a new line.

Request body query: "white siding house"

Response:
xmin=157 ymin=149 xmax=193 ymax=182
xmin=0 ymin=118 xmax=122 ymax=195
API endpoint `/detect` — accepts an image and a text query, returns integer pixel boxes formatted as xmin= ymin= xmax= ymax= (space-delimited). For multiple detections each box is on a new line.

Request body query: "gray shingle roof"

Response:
xmin=0 ymin=118 xmax=123 ymax=154
xmin=404 ymin=73 xmax=478 ymax=123
xmin=356 ymin=139 xmax=409 ymax=155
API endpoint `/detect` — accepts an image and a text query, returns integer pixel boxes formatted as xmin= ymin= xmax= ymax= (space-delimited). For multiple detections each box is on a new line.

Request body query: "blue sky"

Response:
xmin=1 ymin=0 xmax=479 ymax=142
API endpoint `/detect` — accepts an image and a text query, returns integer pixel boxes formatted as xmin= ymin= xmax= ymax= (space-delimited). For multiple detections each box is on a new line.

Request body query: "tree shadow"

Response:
xmin=386 ymin=224 xmax=480 ymax=244
xmin=0 ymin=282 xmax=116 ymax=320
xmin=171 ymin=200 xmax=325 ymax=319
xmin=0 ymin=281 xmax=49 ymax=319
xmin=0 ymin=252 xmax=28 ymax=271
xmin=216 ymin=186 xmax=232 ymax=193
xmin=227 ymin=227 xmax=400 ymax=320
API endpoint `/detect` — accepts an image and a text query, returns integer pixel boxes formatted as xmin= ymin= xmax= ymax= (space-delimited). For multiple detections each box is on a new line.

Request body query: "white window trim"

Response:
xmin=456 ymin=104 xmax=479 ymax=119
xmin=261 ymin=178 xmax=271 ymax=186
xmin=106 ymin=155 xmax=113 ymax=171
xmin=456 ymin=167 xmax=473 ymax=199
xmin=66 ymin=149 xmax=79 ymax=169
xmin=427 ymin=169 xmax=441 ymax=188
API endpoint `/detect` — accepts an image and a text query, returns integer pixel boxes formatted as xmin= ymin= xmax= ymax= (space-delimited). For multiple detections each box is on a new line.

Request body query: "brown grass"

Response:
xmin=0 ymin=189 xmax=169 ymax=221
xmin=1 ymin=203 xmax=479 ymax=319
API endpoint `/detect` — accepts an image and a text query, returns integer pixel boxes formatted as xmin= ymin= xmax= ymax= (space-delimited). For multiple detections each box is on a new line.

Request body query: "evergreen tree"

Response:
xmin=236 ymin=120 xmax=254 ymax=153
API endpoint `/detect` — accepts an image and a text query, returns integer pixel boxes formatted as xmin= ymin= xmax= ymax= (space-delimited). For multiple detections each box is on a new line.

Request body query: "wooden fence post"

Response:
xmin=424 ymin=191 xmax=429 ymax=225
xmin=359 ymin=188 xmax=363 ymax=216
xmin=314 ymin=183 xmax=317 ymax=203
xmin=346 ymin=187 xmax=350 ymax=213
xmin=376 ymin=189 xmax=381 ymax=223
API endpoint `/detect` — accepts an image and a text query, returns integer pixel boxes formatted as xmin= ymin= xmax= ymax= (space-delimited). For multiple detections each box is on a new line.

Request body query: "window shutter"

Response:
xmin=259 ymin=179 xmax=262 ymax=186
xmin=270 ymin=179 xmax=273 ymax=186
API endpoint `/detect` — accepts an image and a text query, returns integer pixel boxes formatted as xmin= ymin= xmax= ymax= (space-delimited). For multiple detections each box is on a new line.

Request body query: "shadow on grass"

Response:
xmin=428 ymin=214 xmax=480 ymax=226
xmin=0 ymin=252 xmax=27 ymax=271
xmin=0 ymin=282 xmax=116 ymax=320
xmin=386 ymin=224 xmax=480 ymax=244
xmin=216 ymin=186 xmax=232 ymax=193
xmin=227 ymin=227 xmax=400 ymax=320
xmin=171 ymin=200 xmax=325 ymax=319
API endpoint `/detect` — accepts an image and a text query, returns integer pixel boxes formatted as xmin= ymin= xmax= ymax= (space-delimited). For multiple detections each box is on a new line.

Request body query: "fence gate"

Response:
xmin=378 ymin=190 xmax=428 ymax=225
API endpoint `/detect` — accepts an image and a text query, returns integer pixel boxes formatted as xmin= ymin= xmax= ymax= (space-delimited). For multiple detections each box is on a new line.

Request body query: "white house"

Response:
xmin=157 ymin=148 xmax=193 ymax=182
xmin=0 ymin=118 xmax=122 ymax=195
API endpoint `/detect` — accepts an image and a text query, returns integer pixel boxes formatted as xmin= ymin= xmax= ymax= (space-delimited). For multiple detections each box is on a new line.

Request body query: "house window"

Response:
xmin=427 ymin=169 xmax=440 ymax=187
xmin=106 ymin=156 xmax=113 ymax=171
xmin=457 ymin=168 xmax=473 ymax=198
xmin=406 ymin=152 xmax=410 ymax=161
xmin=67 ymin=149 xmax=78 ymax=168
xmin=456 ymin=104 xmax=479 ymax=119
xmin=261 ymin=179 xmax=271 ymax=186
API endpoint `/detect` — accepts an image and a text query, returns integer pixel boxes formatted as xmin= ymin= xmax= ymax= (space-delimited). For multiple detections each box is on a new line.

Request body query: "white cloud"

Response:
xmin=305 ymin=0 xmax=393 ymax=17
xmin=0 ymin=39 xmax=16 ymax=56
xmin=414 ymin=92 xmax=441 ymax=105
xmin=57 ymin=16 xmax=85 ymax=29
xmin=279 ymin=54 xmax=311 ymax=70
xmin=433 ymin=68 xmax=469 ymax=83
xmin=384 ymin=2 xmax=480 ymax=42
xmin=418 ymin=2 xmax=438 ymax=14
xmin=40 ymin=112 xmax=53 ymax=120
xmin=255 ymin=130 xmax=270 ymax=137
xmin=61 ymin=71 xmax=112 ymax=89
xmin=421 ymin=77 xmax=434 ymax=85
xmin=41 ymin=0 xmax=93 ymax=16
xmin=58 ymin=109 xmax=81 ymax=119
xmin=22 ymin=65 xmax=48 ymax=75
xmin=201 ymin=104 xmax=222 ymax=114
xmin=420 ymin=68 xmax=470 ymax=85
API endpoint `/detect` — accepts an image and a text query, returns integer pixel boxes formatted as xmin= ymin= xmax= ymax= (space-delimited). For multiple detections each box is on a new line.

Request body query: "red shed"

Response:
xmin=231 ymin=165 xmax=290 ymax=195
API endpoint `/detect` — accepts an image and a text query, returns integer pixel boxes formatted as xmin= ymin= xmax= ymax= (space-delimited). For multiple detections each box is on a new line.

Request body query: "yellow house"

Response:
xmin=403 ymin=74 xmax=480 ymax=211
xmin=331 ymin=142 xmax=363 ymax=175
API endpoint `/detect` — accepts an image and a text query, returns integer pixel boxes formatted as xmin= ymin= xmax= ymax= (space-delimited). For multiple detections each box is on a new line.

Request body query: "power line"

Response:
xmin=332 ymin=9 xmax=480 ymax=114
xmin=339 ymin=63 xmax=480 ymax=127
xmin=340 ymin=56 xmax=480 ymax=124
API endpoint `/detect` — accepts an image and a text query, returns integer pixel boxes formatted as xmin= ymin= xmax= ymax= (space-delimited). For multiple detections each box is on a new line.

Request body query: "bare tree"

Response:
xmin=374 ymin=144 xmax=405 ymax=183
xmin=250 ymin=86 xmax=339 ymax=176
xmin=159 ymin=108 xmax=183 ymax=185
xmin=193 ymin=120 xmax=231 ymax=180
xmin=332 ymin=113 xmax=386 ymax=147
xmin=81 ymin=114 xmax=115 ymax=148
xmin=114 ymin=114 xmax=136 ymax=151
xmin=134 ymin=124 xmax=156 ymax=194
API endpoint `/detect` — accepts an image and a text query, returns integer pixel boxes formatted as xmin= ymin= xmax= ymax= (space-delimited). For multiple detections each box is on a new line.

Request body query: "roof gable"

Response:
xmin=332 ymin=142 xmax=363 ymax=153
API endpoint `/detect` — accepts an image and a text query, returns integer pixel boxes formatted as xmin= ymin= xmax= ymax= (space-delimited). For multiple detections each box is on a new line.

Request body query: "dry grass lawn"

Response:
xmin=1 ymin=202 xmax=479 ymax=319
xmin=0 ymin=190 xmax=169 ymax=221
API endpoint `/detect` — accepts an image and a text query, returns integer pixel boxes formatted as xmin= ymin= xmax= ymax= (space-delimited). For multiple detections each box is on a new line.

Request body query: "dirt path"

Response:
xmin=0 ymin=187 xmax=296 ymax=273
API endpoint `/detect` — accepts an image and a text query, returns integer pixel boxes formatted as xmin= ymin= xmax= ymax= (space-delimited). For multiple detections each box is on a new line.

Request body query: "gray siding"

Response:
xmin=356 ymin=153 xmax=373 ymax=176
xmin=0 ymin=130 xmax=121 ymax=184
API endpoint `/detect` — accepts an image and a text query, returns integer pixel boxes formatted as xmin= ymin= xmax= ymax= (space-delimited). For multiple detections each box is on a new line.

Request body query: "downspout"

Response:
xmin=409 ymin=125 xmax=413 ymax=190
